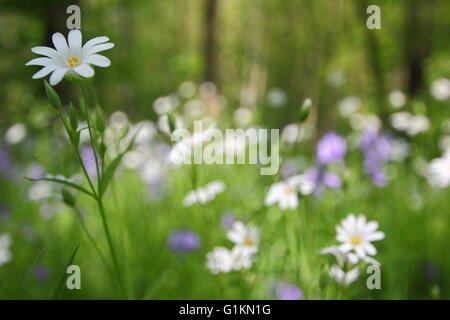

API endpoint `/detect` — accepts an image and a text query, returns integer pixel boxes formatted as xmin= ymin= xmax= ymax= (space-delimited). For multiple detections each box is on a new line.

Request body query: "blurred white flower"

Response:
xmin=0 ymin=234 xmax=12 ymax=266
xmin=206 ymin=245 xmax=253 ymax=274
xmin=5 ymin=123 xmax=27 ymax=144
xmin=264 ymin=174 xmax=314 ymax=210
xmin=227 ymin=221 xmax=260 ymax=254
xmin=336 ymin=214 xmax=385 ymax=259
xmin=26 ymin=29 xmax=114 ymax=85
xmin=267 ymin=88 xmax=287 ymax=108
xmin=439 ymin=135 xmax=450 ymax=153
xmin=169 ymin=125 xmax=216 ymax=164
xmin=282 ymin=124 xmax=301 ymax=144
xmin=153 ymin=96 xmax=178 ymax=115
xmin=389 ymin=90 xmax=406 ymax=109
xmin=183 ymin=180 xmax=226 ymax=206
xmin=349 ymin=113 xmax=381 ymax=131
xmin=389 ymin=138 xmax=409 ymax=162
xmin=339 ymin=96 xmax=361 ymax=118
xmin=178 ymin=82 xmax=197 ymax=98
xmin=328 ymin=265 xmax=360 ymax=286
xmin=327 ymin=71 xmax=346 ymax=87
xmin=431 ymin=78 xmax=450 ymax=101
xmin=426 ymin=150 xmax=450 ymax=188
xmin=233 ymin=108 xmax=253 ymax=127
xmin=390 ymin=112 xmax=430 ymax=136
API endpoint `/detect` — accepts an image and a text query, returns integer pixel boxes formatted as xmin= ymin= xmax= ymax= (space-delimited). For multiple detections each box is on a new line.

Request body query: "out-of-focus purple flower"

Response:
xmin=316 ymin=132 xmax=347 ymax=165
xmin=34 ymin=266 xmax=49 ymax=282
xmin=26 ymin=164 xmax=45 ymax=179
xmin=81 ymin=146 xmax=101 ymax=178
xmin=280 ymin=159 xmax=299 ymax=179
xmin=306 ymin=167 xmax=342 ymax=190
xmin=0 ymin=146 xmax=11 ymax=176
xmin=221 ymin=212 xmax=236 ymax=229
xmin=273 ymin=281 xmax=304 ymax=300
xmin=167 ymin=229 xmax=200 ymax=254
xmin=359 ymin=131 xmax=392 ymax=187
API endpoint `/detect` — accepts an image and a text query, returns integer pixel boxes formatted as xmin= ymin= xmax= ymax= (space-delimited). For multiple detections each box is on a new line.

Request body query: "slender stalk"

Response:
xmin=58 ymin=112 xmax=97 ymax=197
xmin=80 ymin=83 xmax=102 ymax=190
xmin=97 ymin=198 xmax=127 ymax=298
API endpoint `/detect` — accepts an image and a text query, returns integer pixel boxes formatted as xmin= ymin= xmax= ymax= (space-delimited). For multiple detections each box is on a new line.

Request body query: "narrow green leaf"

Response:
xmin=52 ymin=244 xmax=80 ymax=300
xmin=17 ymin=248 xmax=46 ymax=299
xmin=95 ymin=104 xmax=106 ymax=133
xmin=25 ymin=177 xmax=96 ymax=199
xmin=44 ymin=80 xmax=62 ymax=109
xmin=99 ymin=127 xmax=140 ymax=196
xmin=69 ymin=102 xmax=78 ymax=132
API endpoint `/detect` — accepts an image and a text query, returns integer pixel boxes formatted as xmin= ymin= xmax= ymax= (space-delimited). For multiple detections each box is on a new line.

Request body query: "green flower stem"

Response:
xmin=80 ymin=83 xmax=102 ymax=189
xmin=79 ymin=83 xmax=128 ymax=299
xmin=57 ymin=112 xmax=97 ymax=196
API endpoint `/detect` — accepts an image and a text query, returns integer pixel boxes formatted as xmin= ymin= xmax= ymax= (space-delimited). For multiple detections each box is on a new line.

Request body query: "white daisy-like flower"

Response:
xmin=26 ymin=30 xmax=114 ymax=85
xmin=264 ymin=174 xmax=314 ymax=210
xmin=426 ymin=150 xmax=450 ymax=188
xmin=336 ymin=214 xmax=385 ymax=258
xmin=183 ymin=180 xmax=226 ymax=207
xmin=226 ymin=221 xmax=260 ymax=254
xmin=390 ymin=112 xmax=430 ymax=136
xmin=0 ymin=234 xmax=12 ymax=266
xmin=328 ymin=265 xmax=359 ymax=286
xmin=206 ymin=245 xmax=253 ymax=274
xmin=168 ymin=125 xmax=216 ymax=164
xmin=320 ymin=245 xmax=380 ymax=266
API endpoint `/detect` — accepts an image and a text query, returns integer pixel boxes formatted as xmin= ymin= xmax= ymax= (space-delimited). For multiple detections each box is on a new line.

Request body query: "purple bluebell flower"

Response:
xmin=280 ymin=159 xmax=299 ymax=179
xmin=359 ymin=131 xmax=392 ymax=187
xmin=316 ymin=132 xmax=347 ymax=165
xmin=34 ymin=266 xmax=49 ymax=282
xmin=273 ymin=281 xmax=304 ymax=300
xmin=306 ymin=167 xmax=342 ymax=190
xmin=167 ymin=229 xmax=200 ymax=254
xmin=221 ymin=212 xmax=236 ymax=229
xmin=80 ymin=146 xmax=101 ymax=178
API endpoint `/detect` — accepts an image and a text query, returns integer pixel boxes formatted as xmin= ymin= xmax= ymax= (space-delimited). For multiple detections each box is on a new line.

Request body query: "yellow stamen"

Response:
xmin=283 ymin=185 xmax=295 ymax=194
xmin=350 ymin=235 xmax=363 ymax=246
xmin=67 ymin=57 xmax=81 ymax=68
xmin=244 ymin=237 xmax=254 ymax=247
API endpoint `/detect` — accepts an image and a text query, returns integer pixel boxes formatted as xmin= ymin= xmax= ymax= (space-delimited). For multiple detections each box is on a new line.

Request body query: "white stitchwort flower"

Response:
xmin=426 ymin=150 xmax=450 ymax=188
xmin=206 ymin=246 xmax=253 ymax=274
xmin=227 ymin=221 xmax=260 ymax=253
xmin=26 ymin=30 xmax=114 ymax=85
xmin=328 ymin=265 xmax=360 ymax=286
xmin=183 ymin=181 xmax=226 ymax=206
xmin=336 ymin=214 xmax=385 ymax=258
xmin=0 ymin=234 xmax=12 ymax=266
xmin=264 ymin=174 xmax=314 ymax=210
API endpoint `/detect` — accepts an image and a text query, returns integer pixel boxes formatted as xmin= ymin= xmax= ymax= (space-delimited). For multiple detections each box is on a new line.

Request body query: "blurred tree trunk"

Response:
xmin=403 ymin=0 xmax=437 ymax=97
xmin=355 ymin=0 xmax=387 ymax=121
xmin=204 ymin=0 xmax=219 ymax=85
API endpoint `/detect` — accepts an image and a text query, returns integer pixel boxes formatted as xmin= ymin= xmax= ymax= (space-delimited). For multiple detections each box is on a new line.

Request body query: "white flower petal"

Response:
xmin=26 ymin=57 xmax=53 ymax=66
xmin=31 ymin=46 xmax=59 ymax=59
xmin=68 ymin=29 xmax=82 ymax=49
xmin=73 ymin=64 xmax=95 ymax=78
xmin=366 ymin=231 xmax=385 ymax=242
xmin=49 ymin=68 xmax=68 ymax=86
xmin=32 ymin=65 xmax=58 ymax=79
xmin=82 ymin=36 xmax=109 ymax=51
xmin=87 ymin=42 xmax=114 ymax=55
xmin=363 ymin=242 xmax=377 ymax=256
xmin=85 ymin=54 xmax=111 ymax=67
xmin=52 ymin=32 xmax=69 ymax=52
